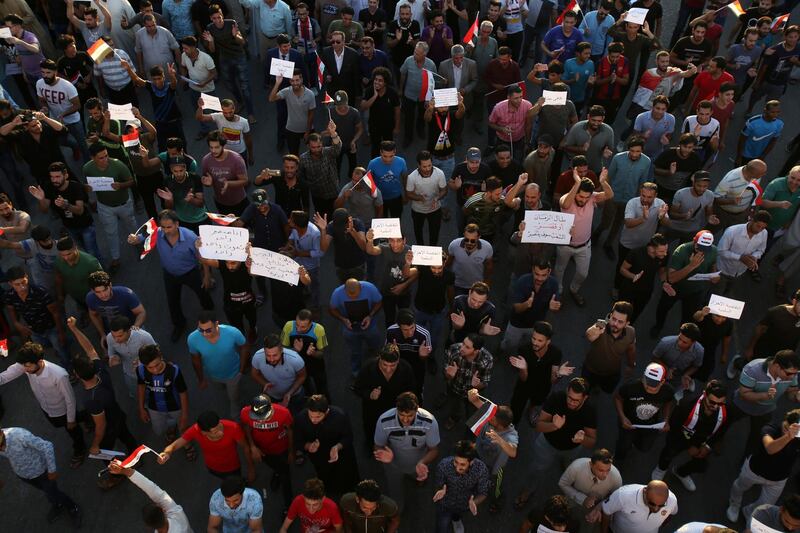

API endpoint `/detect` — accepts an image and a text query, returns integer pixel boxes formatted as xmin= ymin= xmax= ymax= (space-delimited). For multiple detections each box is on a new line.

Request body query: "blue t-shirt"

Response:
xmin=579 ymin=11 xmax=614 ymax=55
xmin=741 ymin=115 xmax=783 ymax=159
xmin=542 ymin=26 xmax=585 ymax=61
xmin=329 ymin=281 xmax=382 ymax=331
xmin=367 ymin=156 xmax=408 ymax=200
xmin=633 ymin=111 xmax=676 ymax=159
xmin=562 ymin=57 xmax=595 ymax=102
xmin=209 ymin=487 xmax=263 ymax=533
xmin=85 ymin=286 xmax=141 ymax=329
xmin=187 ymin=324 xmax=246 ymax=380
xmin=251 ymin=348 xmax=305 ymax=398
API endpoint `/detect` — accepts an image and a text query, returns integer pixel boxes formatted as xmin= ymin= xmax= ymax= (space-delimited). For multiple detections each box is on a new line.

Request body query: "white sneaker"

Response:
xmin=674 ymin=388 xmax=684 ymax=402
xmin=727 ymin=355 xmax=742 ymax=379
xmin=672 ymin=467 xmax=696 ymax=491
xmin=726 ymin=504 xmax=740 ymax=522
xmin=651 ymin=466 xmax=666 ymax=480
xmin=453 ymin=519 xmax=465 ymax=533
xmin=687 ymin=379 xmax=696 ymax=392
xmin=616 ymin=140 xmax=625 ymax=152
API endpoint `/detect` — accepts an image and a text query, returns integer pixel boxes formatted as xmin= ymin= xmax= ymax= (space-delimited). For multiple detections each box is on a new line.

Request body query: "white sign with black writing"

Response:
xmin=269 ymin=58 xmax=296 ymax=78
xmin=411 ymin=245 xmax=443 ymax=266
xmin=198 ymin=225 xmax=249 ymax=261
xmin=87 ymin=176 xmax=116 ymax=191
xmin=107 ymin=102 xmax=136 ymax=121
xmin=521 ymin=211 xmax=575 ymax=245
xmin=371 ymin=218 xmax=402 ymax=239
xmin=248 ymin=247 xmax=300 ymax=286
xmin=433 ymin=88 xmax=459 ymax=107
xmin=542 ymin=90 xmax=568 ymax=106
xmin=708 ymin=294 xmax=745 ymax=320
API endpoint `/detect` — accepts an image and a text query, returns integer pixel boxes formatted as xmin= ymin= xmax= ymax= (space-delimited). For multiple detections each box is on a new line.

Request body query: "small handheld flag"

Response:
xmin=463 ymin=13 xmax=480 ymax=45
xmin=322 ymin=92 xmax=334 ymax=105
xmin=118 ymin=445 xmax=158 ymax=468
xmin=726 ymin=0 xmax=745 ymax=17
xmin=316 ymin=52 xmax=325 ymax=90
xmin=122 ymin=129 xmax=139 ymax=148
xmin=772 ymin=13 xmax=790 ymax=31
xmin=207 ymin=212 xmax=238 ymax=225
xmin=0 ymin=339 xmax=8 ymax=358
xmin=745 ymin=179 xmax=763 ymax=206
xmin=360 ymin=170 xmax=379 ymax=198
xmin=136 ymin=218 xmax=159 ymax=260
xmin=87 ymin=38 xmax=114 ymax=63
xmin=556 ymin=0 xmax=581 ymax=25
xmin=420 ymin=69 xmax=435 ymax=102
xmin=466 ymin=399 xmax=498 ymax=436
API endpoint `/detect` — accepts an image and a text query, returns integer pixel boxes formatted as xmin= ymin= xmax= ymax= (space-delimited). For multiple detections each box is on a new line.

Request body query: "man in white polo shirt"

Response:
xmin=601 ymin=480 xmax=678 ymax=533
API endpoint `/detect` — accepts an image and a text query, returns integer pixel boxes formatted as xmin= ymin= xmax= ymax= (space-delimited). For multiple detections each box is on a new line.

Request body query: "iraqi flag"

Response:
xmin=122 ymin=129 xmax=139 ymax=148
xmin=462 ymin=13 xmax=480 ymax=45
xmin=745 ymin=179 xmax=764 ymax=206
xmin=322 ymin=92 xmax=334 ymax=105
xmin=207 ymin=212 xmax=238 ymax=225
xmin=0 ymin=339 xmax=7 ymax=358
xmin=316 ymin=51 xmax=325 ymax=90
xmin=515 ymin=80 xmax=527 ymax=100
xmin=772 ymin=13 xmax=790 ymax=31
xmin=556 ymin=0 xmax=581 ymax=25
xmin=466 ymin=400 xmax=498 ymax=436
xmin=137 ymin=218 xmax=159 ymax=260
xmin=420 ymin=69 xmax=435 ymax=102
xmin=118 ymin=445 xmax=157 ymax=468
xmin=87 ymin=38 xmax=114 ymax=63
xmin=360 ymin=170 xmax=379 ymax=198
xmin=727 ymin=0 xmax=745 ymax=17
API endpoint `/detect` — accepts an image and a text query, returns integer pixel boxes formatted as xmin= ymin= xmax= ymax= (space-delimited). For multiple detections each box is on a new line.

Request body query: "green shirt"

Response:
xmin=82 ymin=158 xmax=132 ymax=206
xmin=669 ymin=242 xmax=718 ymax=294
xmin=86 ymin=117 xmax=130 ymax=164
xmin=762 ymin=177 xmax=800 ymax=230
xmin=55 ymin=252 xmax=103 ymax=302
xmin=165 ymin=172 xmax=208 ymax=224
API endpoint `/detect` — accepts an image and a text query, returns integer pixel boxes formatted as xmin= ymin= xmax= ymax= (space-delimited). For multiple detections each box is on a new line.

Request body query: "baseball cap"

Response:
xmin=643 ymin=363 xmax=666 ymax=387
xmin=694 ymin=230 xmax=714 ymax=251
xmin=537 ymin=134 xmax=554 ymax=147
xmin=249 ymin=395 xmax=274 ymax=420
xmin=251 ymin=189 xmax=269 ymax=206
xmin=466 ymin=147 xmax=482 ymax=162
xmin=334 ymin=90 xmax=348 ymax=105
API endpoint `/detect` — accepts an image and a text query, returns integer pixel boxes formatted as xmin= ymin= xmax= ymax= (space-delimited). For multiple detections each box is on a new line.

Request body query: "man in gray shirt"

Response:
xmin=652 ymin=322 xmax=704 ymax=400
xmin=134 ymin=15 xmax=180 ymax=73
xmin=107 ymin=316 xmax=156 ymax=399
xmin=269 ymin=70 xmax=316 ymax=156
xmin=563 ymin=105 xmax=615 ymax=175
xmin=446 ymin=224 xmax=494 ymax=295
xmin=749 ymin=497 xmax=800 ymax=532
xmin=619 ymin=182 xmax=669 ymax=269
xmin=334 ymin=168 xmax=384 ymax=226
xmin=667 ymin=171 xmax=720 ymax=242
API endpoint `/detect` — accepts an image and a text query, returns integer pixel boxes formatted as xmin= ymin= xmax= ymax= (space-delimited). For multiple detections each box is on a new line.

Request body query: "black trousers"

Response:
xmin=46 ymin=411 xmax=87 ymax=456
xmin=402 ymin=97 xmax=426 ymax=143
xmin=224 ymin=301 xmax=258 ymax=336
xmin=261 ymin=451 xmax=293 ymax=509
xmin=337 ymin=150 xmax=357 ymax=181
xmin=286 ymin=130 xmax=304 ymax=156
xmin=163 ymin=268 xmax=214 ymax=327
xmin=136 ymin=171 xmax=164 ymax=220
xmin=312 ymin=196 xmax=336 ymax=221
xmin=411 ymin=209 xmax=443 ymax=245
xmin=615 ymin=426 xmax=660 ymax=462
xmin=381 ymin=290 xmax=411 ymax=327
xmin=657 ymin=432 xmax=709 ymax=477
xmin=106 ymin=82 xmax=140 ymax=107
xmin=726 ymin=400 xmax=772 ymax=463
xmin=581 ymin=367 xmax=620 ymax=394
xmin=509 ymin=384 xmax=545 ymax=426
xmin=619 ymin=288 xmax=653 ymax=325
xmin=654 ymin=290 xmax=706 ymax=329
xmin=383 ymin=196 xmax=404 ymax=218
xmin=20 ymin=473 xmax=76 ymax=509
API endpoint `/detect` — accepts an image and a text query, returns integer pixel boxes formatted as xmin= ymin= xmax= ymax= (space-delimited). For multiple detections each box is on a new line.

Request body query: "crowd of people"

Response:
xmin=1 ymin=0 xmax=800 ymax=531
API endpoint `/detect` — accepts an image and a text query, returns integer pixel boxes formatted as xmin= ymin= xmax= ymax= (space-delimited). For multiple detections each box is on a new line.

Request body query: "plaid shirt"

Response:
xmin=300 ymin=142 xmax=342 ymax=200
xmin=443 ymin=343 xmax=493 ymax=396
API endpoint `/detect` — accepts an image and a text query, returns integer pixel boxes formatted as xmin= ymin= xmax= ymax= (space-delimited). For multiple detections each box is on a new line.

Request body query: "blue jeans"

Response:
xmin=220 ymin=56 xmax=254 ymax=116
xmin=435 ymin=506 xmax=463 ymax=533
xmin=97 ymin=197 xmax=138 ymax=261
xmin=432 ymin=156 xmax=455 ymax=180
xmin=342 ymin=326 xmax=383 ymax=376
xmin=32 ymin=327 xmax=71 ymax=371
xmin=66 ymin=224 xmax=102 ymax=263
xmin=63 ymin=121 xmax=89 ymax=164
xmin=21 ymin=472 xmax=76 ymax=509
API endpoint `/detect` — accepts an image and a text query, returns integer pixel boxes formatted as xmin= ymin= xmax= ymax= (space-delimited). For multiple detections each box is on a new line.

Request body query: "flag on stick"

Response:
xmin=556 ymin=0 xmax=581 ymax=24
xmin=87 ymin=38 xmax=114 ymax=62
xmin=118 ymin=445 xmax=158 ymax=468
xmin=466 ymin=399 xmax=498 ymax=436
xmin=726 ymin=0 xmax=745 ymax=17
xmin=136 ymin=218 xmax=158 ymax=260
xmin=463 ymin=13 xmax=480 ymax=44
xmin=360 ymin=170 xmax=379 ymax=198
xmin=207 ymin=212 xmax=238 ymax=225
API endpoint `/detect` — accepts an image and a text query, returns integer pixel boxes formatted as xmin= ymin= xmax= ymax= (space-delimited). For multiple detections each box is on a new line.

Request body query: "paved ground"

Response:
xmin=2 ymin=4 xmax=800 ymax=532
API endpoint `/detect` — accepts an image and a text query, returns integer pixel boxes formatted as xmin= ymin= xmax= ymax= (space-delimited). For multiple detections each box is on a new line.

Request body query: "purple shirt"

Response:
xmin=421 ymin=24 xmax=453 ymax=65
xmin=542 ymin=25 xmax=585 ymax=61
xmin=17 ymin=30 xmax=45 ymax=78
xmin=200 ymin=150 xmax=247 ymax=206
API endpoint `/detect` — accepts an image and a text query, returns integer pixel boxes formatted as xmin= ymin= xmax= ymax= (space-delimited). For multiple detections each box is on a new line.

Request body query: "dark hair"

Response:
xmin=197 ymin=410 xmax=221 ymax=431
xmin=138 ymin=344 xmax=163 ymax=366
xmin=576 ymin=42 xmax=592 ymax=54
xmin=303 ymin=478 xmax=326 ymax=499
xmin=372 ymin=66 xmax=393 ymax=85
xmin=296 ymin=309 xmax=313 ymax=322
xmin=306 ymin=394 xmax=330 ymax=413
xmin=290 ymin=210 xmax=309 ymax=228
xmin=158 ymin=209 xmax=180 ymax=224
xmin=31 ymin=225 xmax=51 ymax=242
xmin=578 ymin=178 xmax=595 ymax=194
xmin=744 ymin=26 xmax=760 ymax=38
xmin=572 ymin=155 xmax=588 ymax=167
xmin=74 ymin=356 xmax=97 ymax=381
xmin=542 ymin=495 xmax=571 ymax=527
xmin=380 ymin=140 xmax=396 ymax=153
xmin=697 ymin=100 xmax=713 ymax=111
xmin=785 ymin=409 xmax=800 ymax=425
xmin=591 ymin=448 xmax=614 ymax=464
xmin=454 ymin=440 xmax=478 ymax=461
xmin=652 ymin=95 xmax=670 ymax=108
xmin=5 ymin=265 xmax=26 ymax=282
xmin=784 ymin=494 xmax=800 ymax=519
xmin=627 ymin=136 xmax=645 ymax=150
xmin=507 ymin=84 xmax=522 ymax=96
xmin=692 ymin=20 xmax=708 ymax=30
xmin=16 ymin=342 xmax=45 ymax=365
xmin=142 ymin=503 xmax=167 ymax=528
xmin=341 ymin=5 xmax=355 ymax=15
xmin=498 ymin=46 xmax=512 ymax=56
xmin=396 ymin=309 xmax=415 ymax=326
xmin=283 ymin=153 xmax=300 ymax=165
xmin=494 ymin=405 xmax=513 ymax=427
xmin=752 ymin=210 xmax=772 ymax=224
xmin=355 ymin=479 xmax=382 ymax=502
xmin=533 ymin=258 xmax=552 ymax=272
xmin=719 ymin=82 xmax=736 ymax=96
xmin=648 ymin=233 xmax=668 ymax=248
xmin=378 ymin=343 xmax=400 ymax=363
xmin=149 ymin=65 xmax=164 ymax=78
xmin=774 ymin=350 xmax=800 ymax=371
xmin=607 ymin=42 xmax=624 ymax=54
xmin=562 ymin=10 xmax=578 ymax=21
xmin=276 ymin=33 xmax=290 ymax=45
xmin=0 ymin=193 xmax=11 ymax=205
xmin=180 ymin=35 xmax=198 ymax=47
xmin=463 ymin=333 xmax=485 ymax=351
xmin=197 ymin=310 xmax=217 ymax=325
xmin=208 ymin=4 xmax=224 ymax=15
xmin=56 ymin=236 xmax=75 ymax=251
xmin=494 ymin=143 xmax=511 ymax=155
xmin=679 ymin=322 xmax=701 ymax=342
xmin=166 ymin=137 xmax=185 ymax=150
xmin=567 ymin=377 xmax=589 ymax=395
xmin=611 ymin=301 xmax=634 ymax=320
xmin=547 ymin=61 xmax=564 ymax=74
xmin=485 ymin=176 xmax=503 ymax=192
xmin=220 ymin=476 xmax=245 ymax=497
xmin=469 ymin=281 xmax=489 ymax=295
xmin=692 ymin=171 xmax=711 ymax=183
xmin=705 ymin=379 xmax=727 ymax=399
xmin=263 ymin=333 xmax=282 ymax=349
xmin=89 ymin=143 xmax=108 ymax=157
xmin=416 ymin=150 xmax=432 ymax=164
xmin=396 ymin=391 xmax=419 ymax=412
xmin=464 ymin=223 xmax=481 ymax=235
xmin=588 ymin=105 xmax=606 ymax=118
xmin=710 ymin=56 xmax=727 ymax=69
xmin=86 ymin=97 xmax=103 ymax=111
xmin=206 ymin=130 xmax=227 ymax=146
xmin=3 ymin=14 xmax=24 ymax=25
xmin=678 ymin=132 xmax=697 ymax=145
xmin=40 ymin=59 xmax=57 ymax=71
xmin=88 ymin=270 xmax=111 ymax=290
xmin=532 ymin=321 xmax=554 ymax=339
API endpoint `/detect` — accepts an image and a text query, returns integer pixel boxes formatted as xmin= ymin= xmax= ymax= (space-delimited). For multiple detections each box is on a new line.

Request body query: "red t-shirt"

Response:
xmin=554 ymin=168 xmax=599 ymax=197
xmin=712 ymin=100 xmax=735 ymax=137
xmin=240 ymin=404 xmax=293 ymax=455
xmin=287 ymin=495 xmax=343 ymax=533
xmin=691 ymin=70 xmax=734 ymax=110
xmin=182 ymin=420 xmax=243 ymax=473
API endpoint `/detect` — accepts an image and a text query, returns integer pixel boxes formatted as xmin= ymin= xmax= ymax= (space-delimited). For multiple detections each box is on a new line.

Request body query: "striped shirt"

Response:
xmin=93 ymin=50 xmax=134 ymax=90
xmin=0 ymin=427 xmax=57 ymax=479
xmin=385 ymin=323 xmax=431 ymax=363
xmin=137 ymin=361 xmax=187 ymax=412
xmin=374 ymin=407 xmax=440 ymax=473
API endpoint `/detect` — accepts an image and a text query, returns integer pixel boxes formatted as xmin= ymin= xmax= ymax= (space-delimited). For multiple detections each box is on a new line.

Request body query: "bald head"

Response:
xmin=744 ymin=159 xmax=767 ymax=179
xmin=645 ymin=480 xmax=669 ymax=500
xmin=344 ymin=278 xmax=361 ymax=296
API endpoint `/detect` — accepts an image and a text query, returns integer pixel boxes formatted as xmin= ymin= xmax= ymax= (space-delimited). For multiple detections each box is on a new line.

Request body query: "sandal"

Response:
xmin=513 ymin=491 xmax=530 ymax=511
xmin=184 ymin=444 xmax=197 ymax=462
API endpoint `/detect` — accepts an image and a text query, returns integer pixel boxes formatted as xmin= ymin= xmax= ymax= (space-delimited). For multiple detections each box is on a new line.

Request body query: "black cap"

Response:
xmin=251 ymin=189 xmax=269 ymax=206
xmin=249 ymin=395 xmax=274 ymax=420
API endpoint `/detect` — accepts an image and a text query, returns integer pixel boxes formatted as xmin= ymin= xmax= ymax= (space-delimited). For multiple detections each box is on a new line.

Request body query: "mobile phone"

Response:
xmin=595 ymin=319 xmax=607 ymax=329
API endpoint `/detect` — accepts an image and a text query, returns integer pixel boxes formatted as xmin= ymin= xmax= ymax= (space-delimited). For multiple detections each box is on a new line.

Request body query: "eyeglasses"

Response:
xmin=197 ymin=326 xmax=215 ymax=334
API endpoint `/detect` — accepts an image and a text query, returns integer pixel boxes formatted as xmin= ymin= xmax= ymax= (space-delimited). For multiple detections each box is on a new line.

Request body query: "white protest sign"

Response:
xmin=708 ymin=294 xmax=745 ymax=320
xmin=537 ymin=525 xmax=562 ymax=533
xmin=270 ymin=57 xmax=296 ymax=78
xmin=521 ymin=211 xmax=575 ymax=245
xmin=201 ymin=94 xmax=223 ymax=111
xmin=433 ymin=88 xmax=459 ymax=107
xmin=687 ymin=271 xmax=721 ymax=281
xmin=411 ymin=245 xmax=443 ymax=266
xmin=88 ymin=449 xmax=126 ymax=461
xmin=248 ymin=247 xmax=300 ymax=286
xmin=107 ymin=102 xmax=135 ymax=121
xmin=625 ymin=7 xmax=649 ymax=25
xmin=87 ymin=176 xmax=116 ymax=191
xmin=751 ymin=518 xmax=783 ymax=533
xmin=542 ymin=90 xmax=568 ymax=106
xmin=371 ymin=218 xmax=402 ymax=239
xmin=0 ymin=28 xmax=12 ymax=39
xmin=631 ymin=422 xmax=666 ymax=430
xmin=179 ymin=75 xmax=199 ymax=87
xmin=198 ymin=225 xmax=249 ymax=261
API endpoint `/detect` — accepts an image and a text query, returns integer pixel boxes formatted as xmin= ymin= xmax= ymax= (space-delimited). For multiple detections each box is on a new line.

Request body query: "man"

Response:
xmin=108 ymin=312 xmax=157 ymax=400
xmin=285 ymin=214 xmax=323 ymax=311
xmin=580 ymin=1 xmax=615 ymax=61
xmin=616 ymin=183 xmax=669 ymax=294
xmin=86 ymin=270 xmax=145 ymax=342
xmin=0 ymin=224 xmax=57 ymax=294
xmin=614 ymin=363 xmax=674 ymax=462
xmin=405 ymin=150 xmax=447 ymax=245
xmin=399 ymin=41 xmax=437 ymax=146
xmin=188 ymin=311 xmax=247 ymax=419
xmin=374 ymin=392 xmax=440 ymax=511
xmin=322 ymin=30 xmax=361 ymax=101
xmin=316 ymin=207 xmax=368 ymax=282
xmin=200 ymin=130 xmax=249 ymax=216
xmin=420 ymin=10 xmax=454 ymax=66
xmin=340 ymin=479 xmax=400 ymax=533
xmin=208 ymin=475 xmax=263 ymax=532
xmin=180 ymin=36 xmax=216 ymax=138
xmin=127 ymin=210 xmax=214 ymax=341
xmin=359 ymin=0 xmax=387 ymax=49
xmin=552 ymin=156 xmax=598 ymax=207
xmin=250 ymin=333 xmax=306 ymax=414
xmin=653 ymin=133 xmax=703 ymax=204
xmin=749 ymin=496 xmax=800 ymax=533
xmin=433 ymin=440 xmax=489 ymax=532
xmin=762 ymin=167 xmax=800 ymax=245
xmin=386 ymin=4 xmax=421 ymax=73
xmin=726 ymin=27 xmax=763 ymax=91
xmin=737 ymin=101 xmax=783 ymax=165
xmin=137 ymin=344 xmax=190 ymax=452
xmin=366 ymin=140 xmax=407 ymax=219
xmin=280 ymin=478 xmax=344 ymax=533
xmin=686 ymin=56 xmax=734 ymax=114
xmin=563 ymin=42 xmax=596 ymax=115
xmin=360 ymin=67 xmax=400 ymax=157
xmin=747 ymin=25 xmax=800 ymax=114
xmin=714 ymin=160 xmax=767 ymax=230
xmin=559 ymin=449 xmax=622 ymax=528
xmin=519 ymin=138 xmax=554 ymax=197
xmin=652 ymin=323 xmax=705 ymax=400
xmin=256 ymin=155 xmax=311 ymax=215
xmin=488 ymin=84 xmax=533 ymax=160
xmin=449 ymin=282 xmax=499 ymax=343
xmin=554 ymin=168 xmax=613 ymax=307
xmin=669 ymin=21 xmax=712 ymax=110
xmin=542 ymin=10 xmax=584 ymax=61
xmin=290 ymin=3 xmax=322 ymax=78
xmin=241 ymin=395 xmax=294 ymax=512
xmin=35 ymin=59 xmax=87 ymax=163
xmin=203 ymin=6 xmax=255 ymax=122
xmin=134 ymin=14 xmax=180 ymax=74
xmin=0 ymin=342 xmax=85 ymax=468
xmin=601 ymin=480 xmax=678 ymax=533
xmin=267 ymin=37 xmax=310 ymax=150
xmin=65 ymin=0 xmax=111 ymax=49
xmin=717 ymin=212 xmax=769 ymax=290
xmin=591 ymin=42 xmax=630 ymax=124
xmin=107 ymin=460 xmax=190 ymax=532
xmin=281 ymin=309 xmax=328 ymax=395
xmin=3 ymin=266 xmax=69 ymax=370
xmin=628 ymin=95 xmax=674 ymax=161
xmin=618 ymin=234 xmax=670 ymax=324
xmin=329 ymin=278 xmax=383 ymax=376
xmin=652 ymin=380 xmax=728 ymax=492
xmin=727 ymin=409 xmax=800 ymax=523
xmin=514 ymin=378 xmax=597 ymax=508
xmin=446 ymin=224 xmax=494 ymax=295
xmin=384 ymin=309 xmax=429 ymax=397
xmin=504 ymin=259 xmax=560 ymax=353
xmin=196 ymin=98 xmax=252 ymax=164
xmin=442 ymin=333 xmax=493 ymax=429
xmin=0 ymin=426 xmax=81 ymax=526
xmin=54 ymin=237 xmax=102 ymax=321
xmin=91 ymin=34 xmax=138 ymax=105
xmin=667 ymin=172 xmax=718 ymax=244
xmin=438 ymin=44 xmax=478 ymax=144
xmin=336 ymin=167 xmax=384 ymax=227
xmin=582 ymin=300 xmax=637 ymax=395
xmin=483 ymin=46 xmax=521 ymax=147
xmin=563 ymin=106 xmax=615 ymax=177
xmin=300 ymin=122 xmax=342 ymax=220
xmin=328 ymin=6 xmax=364 ymax=47
xmin=467 ymin=21 xmax=499 ymax=134
xmin=424 ymin=92 xmax=464 ymax=184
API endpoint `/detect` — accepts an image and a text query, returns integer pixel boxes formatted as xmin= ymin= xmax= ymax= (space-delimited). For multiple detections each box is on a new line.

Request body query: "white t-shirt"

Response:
xmin=36 ymin=78 xmax=80 ymax=125
xmin=406 ymin=166 xmax=446 ymax=213
xmin=181 ymin=50 xmax=216 ymax=93
xmin=682 ymin=115 xmax=720 ymax=153
xmin=601 ymin=484 xmax=678 ymax=533
xmin=210 ymin=114 xmax=250 ymax=153
xmin=674 ymin=522 xmax=726 ymax=533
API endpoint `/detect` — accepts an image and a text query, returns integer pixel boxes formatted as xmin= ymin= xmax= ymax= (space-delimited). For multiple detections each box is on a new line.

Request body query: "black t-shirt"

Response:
xmin=387 ymin=20 xmax=421 ymax=65
xmin=451 ymin=294 xmax=496 ymax=342
xmin=452 ymin=161 xmax=492 ymax=206
xmin=353 ymin=357 xmax=417 ymax=425
xmin=191 ymin=0 xmax=223 ymax=29
xmin=42 ymin=180 xmax=93 ymax=228
xmin=619 ymin=247 xmax=665 ymax=295
xmin=84 ymin=360 xmax=124 ymax=422
xmin=359 ymin=8 xmax=388 ymax=47
xmin=11 ymin=124 xmax=67 ymax=181
xmin=327 ymin=218 xmax=367 ymax=268
xmin=631 ymin=1 xmax=662 ymax=30
xmin=137 ymin=361 xmax=187 ymax=412
xmin=671 ymin=36 xmax=712 ymax=67
xmin=273 ymin=177 xmax=311 ymax=215
xmin=617 ymin=379 xmax=674 ymax=425
xmin=427 ymin=111 xmax=456 ymax=158
xmin=694 ymin=313 xmax=732 ymax=354
xmin=762 ymin=43 xmax=800 ymax=86
xmin=514 ymin=343 xmax=562 ymax=405
xmin=754 ymin=305 xmax=800 ymax=357
xmin=486 ymin=16 xmax=507 ymax=42
xmin=541 ymin=390 xmax=597 ymax=450
xmin=56 ymin=52 xmax=93 ymax=86
xmin=749 ymin=423 xmax=800 ymax=481
xmin=489 ymin=159 xmax=524 ymax=188
xmin=218 ymin=261 xmax=255 ymax=305
xmin=737 ymin=6 xmax=782 ymax=41
xmin=414 ymin=266 xmax=454 ymax=314
xmin=364 ymin=86 xmax=401 ymax=133
xmin=146 ymin=83 xmax=182 ymax=122
xmin=653 ymin=148 xmax=703 ymax=193
xmin=270 ymin=278 xmax=306 ymax=326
